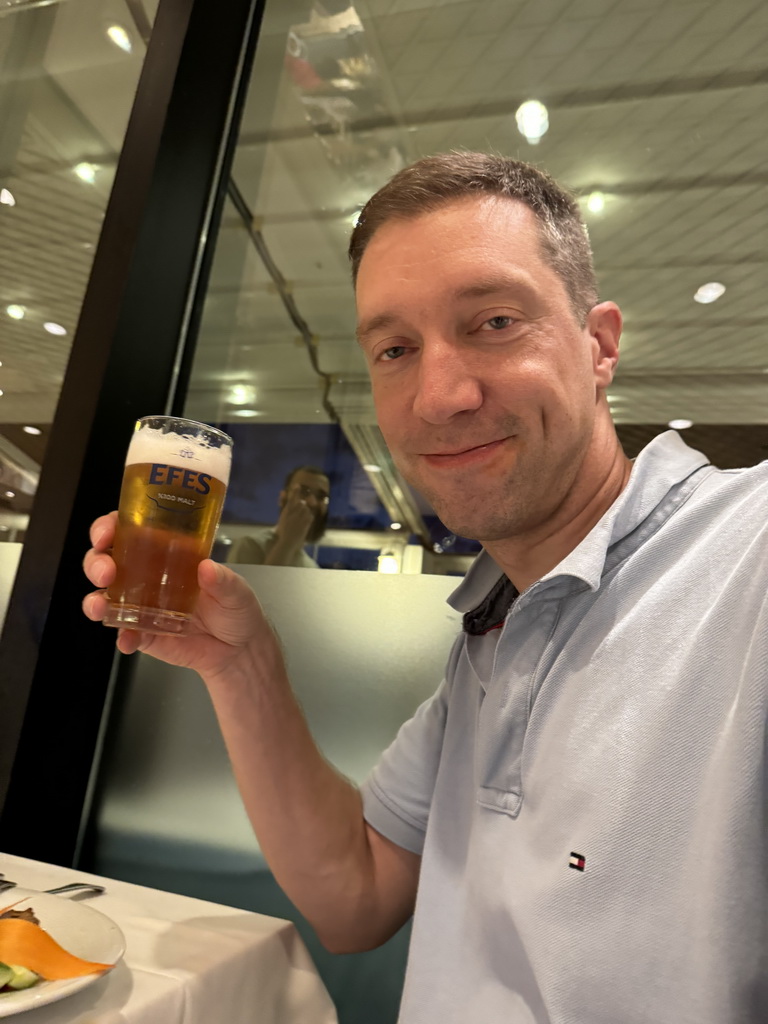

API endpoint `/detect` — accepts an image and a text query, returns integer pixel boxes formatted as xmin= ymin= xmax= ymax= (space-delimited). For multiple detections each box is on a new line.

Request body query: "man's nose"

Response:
xmin=412 ymin=339 xmax=483 ymax=424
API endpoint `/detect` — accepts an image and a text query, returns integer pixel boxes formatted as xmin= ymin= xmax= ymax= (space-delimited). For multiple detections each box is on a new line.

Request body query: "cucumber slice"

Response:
xmin=6 ymin=965 xmax=40 ymax=990
xmin=0 ymin=962 xmax=13 ymax=988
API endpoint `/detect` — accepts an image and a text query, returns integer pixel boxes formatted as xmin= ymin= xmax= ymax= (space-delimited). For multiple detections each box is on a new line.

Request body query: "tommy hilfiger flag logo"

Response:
xmin=569 ymin=852 xmax=586 ymax=872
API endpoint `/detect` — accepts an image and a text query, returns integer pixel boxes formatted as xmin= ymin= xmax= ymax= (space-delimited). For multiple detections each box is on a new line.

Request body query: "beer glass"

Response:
xmin=103 ymin=415 xmax=233 ymax=636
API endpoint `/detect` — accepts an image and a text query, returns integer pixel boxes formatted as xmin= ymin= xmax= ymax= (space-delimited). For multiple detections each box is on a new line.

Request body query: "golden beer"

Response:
xmin=103 ymin=417 xmax=233 ymax=636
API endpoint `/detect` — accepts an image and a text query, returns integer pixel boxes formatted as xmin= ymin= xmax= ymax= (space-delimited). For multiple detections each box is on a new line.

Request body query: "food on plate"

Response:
xmin=0 ymin=908 xmax=40 ymax=926
xmin=0 ymin=962 xmax=39 ymax=991
xmin=0 ymin=906 xmax=111 ymax=994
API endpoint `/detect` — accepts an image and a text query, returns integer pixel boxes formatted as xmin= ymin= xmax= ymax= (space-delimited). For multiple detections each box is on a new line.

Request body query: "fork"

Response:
xmin=0 ymin=880 xmax=105 ymax=897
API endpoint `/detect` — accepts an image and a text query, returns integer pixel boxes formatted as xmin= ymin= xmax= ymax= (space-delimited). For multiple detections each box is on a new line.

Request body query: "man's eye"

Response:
xmin=481 ymin=315 xmax=515 ymax=331
xmin=380 ymin=345 xmax=407 ymax=361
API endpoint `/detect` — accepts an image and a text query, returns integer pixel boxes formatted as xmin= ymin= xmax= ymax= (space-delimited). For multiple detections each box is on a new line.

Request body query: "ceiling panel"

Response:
xmin=1 ymin=0 xmax=766 ymax=488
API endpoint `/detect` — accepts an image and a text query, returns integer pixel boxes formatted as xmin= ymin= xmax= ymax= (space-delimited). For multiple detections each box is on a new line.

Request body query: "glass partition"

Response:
xmin=183 ymin=0 xmax=767 ymax=578
xmin=0 ymin=0 xmax=156 ymax=604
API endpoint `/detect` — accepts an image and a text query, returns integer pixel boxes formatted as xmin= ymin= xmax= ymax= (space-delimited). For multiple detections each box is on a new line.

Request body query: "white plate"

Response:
xmin=0 ymin=888 xmax=125 ymax=1017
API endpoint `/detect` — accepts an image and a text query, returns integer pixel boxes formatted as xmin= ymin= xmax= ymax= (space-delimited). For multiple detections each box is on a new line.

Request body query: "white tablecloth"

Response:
xmin=0 ymin=853 xmax=338 ymax=1024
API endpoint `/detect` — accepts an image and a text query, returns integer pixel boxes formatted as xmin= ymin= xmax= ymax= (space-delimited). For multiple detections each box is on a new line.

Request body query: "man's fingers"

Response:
xmin=83 ymin=550 xmax=116 ymax=588
xmin=116 ymin=629 xmax=144 ymax=655
xmin=82 ymin=590 xmax=108 ymax=621
xmin=89 ymin=511 xmax=118 ymax=551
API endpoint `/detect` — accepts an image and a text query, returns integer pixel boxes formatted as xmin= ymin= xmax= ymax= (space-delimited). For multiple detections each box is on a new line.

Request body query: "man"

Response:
xmin=227 ymin=465 xmax=330 ymax=567
xmin=84 ymin=153 xmax=767 ymax=1023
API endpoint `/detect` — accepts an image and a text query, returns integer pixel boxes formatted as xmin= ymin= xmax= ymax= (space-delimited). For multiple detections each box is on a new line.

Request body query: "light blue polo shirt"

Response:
xmin=362 ymin=431 xmax=768 ymax=1024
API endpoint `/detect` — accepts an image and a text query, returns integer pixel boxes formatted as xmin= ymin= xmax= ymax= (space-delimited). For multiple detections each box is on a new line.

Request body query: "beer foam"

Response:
xmin=125 ymin=423 xmax=232 ymax=484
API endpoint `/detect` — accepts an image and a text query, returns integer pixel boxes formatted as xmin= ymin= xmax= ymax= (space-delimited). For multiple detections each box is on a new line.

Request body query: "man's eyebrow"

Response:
xmin=356 ymin=312 xmax=402 ymax=345
xmin=356 ymin=277 xmax=533 ymax=343
xmin=454 ymin=275 xmax=532 ymax=300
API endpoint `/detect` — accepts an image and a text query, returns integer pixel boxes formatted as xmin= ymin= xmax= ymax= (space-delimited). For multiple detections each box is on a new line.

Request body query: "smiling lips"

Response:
xmin=420 ymin=437 xmax=510 ymax=467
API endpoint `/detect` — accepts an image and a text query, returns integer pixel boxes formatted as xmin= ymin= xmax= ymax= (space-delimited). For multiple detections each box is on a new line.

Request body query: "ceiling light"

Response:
xmin=363 ymin=463 xmax=382 ymax=473
xmin=515 ymin=100 xmax=549 ymax=145
xmin=6 ymin=304 xmax=25 ymax=320
xmin=586 ymin=191 xmax=606 ymax=214
xmin=228 ymin=383 xmax=257 ymax=405
xmin=232 ymin=408 xmax=262 ymax=418
xmin=348 ymin=207 xmax=364 ymax=228
xmin=106 ymin=24 xmax=132 ymax=52
xmin=44 ymin=322 xmax=67 ymax=335
xmin=23 ymin=426 xmax=42 ymax=435
xmin=4 ymin=491 xmax=14 ymax=499
xmin=74 ymin=162 xmax=97 ymax=184
xmin=668 ymin=419 xmax=693 ymax=430
xmin=0 ymin=188 xmax=15 ymax=207
xmin=693 ymin=282 xmax=725 ymax=304
xmin=390 ymin=522 xmax=402 ymax=530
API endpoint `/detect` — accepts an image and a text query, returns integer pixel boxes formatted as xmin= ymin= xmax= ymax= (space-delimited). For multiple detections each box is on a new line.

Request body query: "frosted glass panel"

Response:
xmin=91 ymin=566 xmax=462 ymax=873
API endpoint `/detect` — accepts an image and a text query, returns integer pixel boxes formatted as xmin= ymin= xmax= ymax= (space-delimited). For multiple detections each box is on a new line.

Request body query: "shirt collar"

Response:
xmin=449 ymin=431 xmax=712 ymax=618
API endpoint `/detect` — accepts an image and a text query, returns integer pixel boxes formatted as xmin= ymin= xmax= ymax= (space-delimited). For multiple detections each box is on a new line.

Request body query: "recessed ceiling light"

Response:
xmin=694 ymin=282 xmax=725 ymax=304
xmin=44 ymin=322 xmax=67 ymax=335
xmin=363 ymin=463 xmax=382 ymax=472
xmin=6 ymin=304 xmax=25 ymax=320
xmin=74 ymin=162 xmax=97 ymax=184
xmin=106 ymin=24 xmax=132 ymax=52
xmin=515 ymin=100 xmax=549 ymax=145
xmin=668 ymin=419 xmax=693 ymax=430
xmin=232 ymin=408 xmax=262 ymax=418
xmin=586 ymin=191 xmax=606 ymax=214
xmin=23 ymin=426 xmax=42 ymax=435
xmin=228 ymin=384 xmax=256 ymax=405
xmin=4 ymin=491 xmax=14 ymax=499
xmin=390 ymin=522 xmax=402 ymax=530
xmin=0 ymin=188 xmax=15 ymax=207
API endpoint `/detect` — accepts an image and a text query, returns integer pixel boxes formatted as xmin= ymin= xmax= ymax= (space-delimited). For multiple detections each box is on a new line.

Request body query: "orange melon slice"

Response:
xmin=0 ymin=918 xmax=111 ymax=980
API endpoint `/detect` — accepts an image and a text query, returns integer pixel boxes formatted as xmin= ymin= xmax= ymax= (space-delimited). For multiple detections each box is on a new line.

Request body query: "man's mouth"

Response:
xmin=420 ymin=437 xmax=511 ymax=464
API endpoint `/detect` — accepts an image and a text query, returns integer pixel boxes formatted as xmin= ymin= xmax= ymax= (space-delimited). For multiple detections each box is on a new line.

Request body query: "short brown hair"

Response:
xmin=348 ymin=151 xmax=598 ymax=323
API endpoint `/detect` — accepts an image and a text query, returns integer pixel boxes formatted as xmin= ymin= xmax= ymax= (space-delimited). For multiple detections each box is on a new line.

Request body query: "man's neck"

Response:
xmin=483 ymin=441 xmax=633 ymax=594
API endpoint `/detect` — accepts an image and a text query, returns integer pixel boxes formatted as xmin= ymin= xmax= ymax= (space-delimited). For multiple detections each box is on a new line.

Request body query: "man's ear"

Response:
xmin=587 ymin=301 xmax=622 ymax=388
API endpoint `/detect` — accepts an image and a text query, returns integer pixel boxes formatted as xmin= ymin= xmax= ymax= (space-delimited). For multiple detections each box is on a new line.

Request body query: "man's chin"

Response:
xmin=306 ymin=516 xmax=328 ymax=544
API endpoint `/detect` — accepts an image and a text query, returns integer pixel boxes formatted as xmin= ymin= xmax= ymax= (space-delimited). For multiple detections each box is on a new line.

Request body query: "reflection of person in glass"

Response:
xmin=227 ymin=466 xmax=329 ymax=567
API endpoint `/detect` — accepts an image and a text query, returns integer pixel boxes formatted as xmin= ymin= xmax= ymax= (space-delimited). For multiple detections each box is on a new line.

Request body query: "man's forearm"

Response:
xmin=202 ymin=640 xmax=413 ymax=951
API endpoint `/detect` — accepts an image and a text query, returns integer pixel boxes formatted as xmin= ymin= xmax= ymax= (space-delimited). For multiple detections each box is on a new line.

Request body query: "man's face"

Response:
xmin=281 ymin=470 xmax=330 ymax=543
xmin=355 ymin=196 xmax=620 ymax=543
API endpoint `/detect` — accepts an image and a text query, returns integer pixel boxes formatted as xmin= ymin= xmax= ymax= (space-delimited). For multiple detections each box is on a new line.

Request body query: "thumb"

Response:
xmin=196 ymin=559 xmax=264 ymax=645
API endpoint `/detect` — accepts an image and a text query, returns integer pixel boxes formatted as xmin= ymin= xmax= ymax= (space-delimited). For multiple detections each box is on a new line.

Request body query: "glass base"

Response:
xmin=102 ymin=603 xmax=192 ymax=637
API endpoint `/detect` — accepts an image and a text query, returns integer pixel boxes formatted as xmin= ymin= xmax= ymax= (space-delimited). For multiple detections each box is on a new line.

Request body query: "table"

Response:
xmin=0 ymin=853 xmax=338 ymax=1024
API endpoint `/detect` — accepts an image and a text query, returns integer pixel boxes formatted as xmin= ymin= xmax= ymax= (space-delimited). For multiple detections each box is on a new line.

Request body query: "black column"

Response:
xmin=0 ymin=0 xmax=266 ymax=862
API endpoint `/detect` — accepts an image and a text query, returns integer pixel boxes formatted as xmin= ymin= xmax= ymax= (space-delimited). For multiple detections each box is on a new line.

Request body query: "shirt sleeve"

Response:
xmin=361 ymin=634 xmax=463 ymax=854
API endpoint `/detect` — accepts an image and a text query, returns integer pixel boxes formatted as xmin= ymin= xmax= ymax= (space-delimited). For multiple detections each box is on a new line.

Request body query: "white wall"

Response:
xmin=91 ymin=565 xmax=463 ymax=873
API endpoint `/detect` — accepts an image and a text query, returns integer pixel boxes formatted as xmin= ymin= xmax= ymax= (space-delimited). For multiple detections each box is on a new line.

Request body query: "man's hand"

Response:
xmin=82 ymin=511 xmax=276 ymax=680
xmin=275 ymin=493 xmax=314 ymax=544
